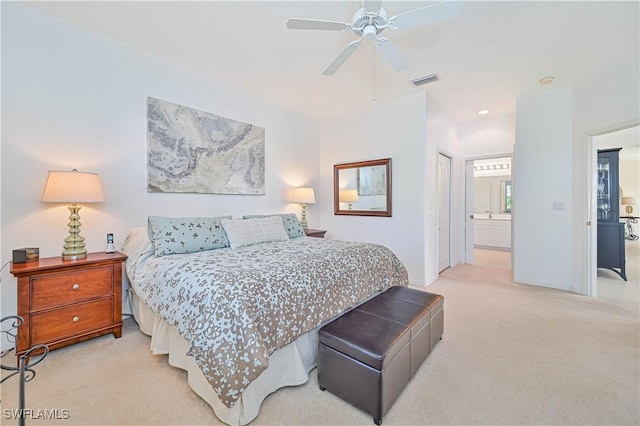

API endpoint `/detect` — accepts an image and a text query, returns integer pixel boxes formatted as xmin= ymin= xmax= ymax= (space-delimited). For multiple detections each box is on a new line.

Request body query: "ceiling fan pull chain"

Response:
xmin=372 ymin=43 xmax=377 ymax=103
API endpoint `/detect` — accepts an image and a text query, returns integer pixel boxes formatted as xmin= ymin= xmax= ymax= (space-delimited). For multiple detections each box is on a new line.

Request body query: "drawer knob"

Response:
xmin=72 ymin=283 xmax=80 ymax=290
xmin=72 ymin=316 xmax=80 ymax=323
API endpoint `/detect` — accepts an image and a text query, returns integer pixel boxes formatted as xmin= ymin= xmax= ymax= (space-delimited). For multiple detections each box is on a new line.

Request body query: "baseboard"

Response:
xmin=513 ymin=275 xmax=571 ymax=292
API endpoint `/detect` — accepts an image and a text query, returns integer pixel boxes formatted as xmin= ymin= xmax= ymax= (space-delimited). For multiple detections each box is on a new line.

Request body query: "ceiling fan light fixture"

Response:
xmin=286 ymin=1 xmax=462 ymax=76
xmin=362 ymin=25 xmax=378 ymax=40
xmin=411 ymin=73 xmax=440 ymax=87
xmin=352 ymin=7 xmax=388 ymax=35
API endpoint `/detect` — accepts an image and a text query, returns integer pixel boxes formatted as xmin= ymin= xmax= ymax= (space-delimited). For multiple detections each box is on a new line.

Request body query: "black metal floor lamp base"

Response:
xmin=1 ymin=316 xmax=49 ymax=426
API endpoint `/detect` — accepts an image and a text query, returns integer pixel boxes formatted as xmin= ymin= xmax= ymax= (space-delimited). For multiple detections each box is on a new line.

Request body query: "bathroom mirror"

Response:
xmin=334 ymin=158 xmax=391 ymax=217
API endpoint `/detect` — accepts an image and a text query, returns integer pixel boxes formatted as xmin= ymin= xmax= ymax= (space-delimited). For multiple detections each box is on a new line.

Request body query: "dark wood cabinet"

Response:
xmin=597 ymin=148 xmax=626 ymax=280
xmin=10 ymin=252 xmax=127 ymax=357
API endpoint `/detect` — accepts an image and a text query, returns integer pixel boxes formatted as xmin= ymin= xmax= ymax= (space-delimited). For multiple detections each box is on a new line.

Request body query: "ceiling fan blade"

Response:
xmin=286 ymin=18 xmax=350 ymax=31
xmin=323 ymin=40 xmax=361 ymax=75
xmin=390 ymin=0 xmax=463 ymax=29
xmin=364 ymin=0 xmax=383 ymax=14
xmin=376 ymin=37 xmax=409 ymax=71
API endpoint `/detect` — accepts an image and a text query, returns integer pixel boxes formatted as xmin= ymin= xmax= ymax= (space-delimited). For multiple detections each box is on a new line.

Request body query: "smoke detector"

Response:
xmin=539 ymin=76 xmax=555 ymax=85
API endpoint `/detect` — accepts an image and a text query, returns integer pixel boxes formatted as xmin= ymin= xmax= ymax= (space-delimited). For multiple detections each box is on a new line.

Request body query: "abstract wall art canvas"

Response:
xmin=147 ymin=97 xmax=265 ymax=194
xmin=357 ymin=164 xmax=387 ymax=196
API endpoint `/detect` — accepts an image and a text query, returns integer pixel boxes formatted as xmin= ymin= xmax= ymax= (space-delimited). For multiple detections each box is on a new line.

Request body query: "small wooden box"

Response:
xmin=12 ymin=248 xmax=40 ymax=263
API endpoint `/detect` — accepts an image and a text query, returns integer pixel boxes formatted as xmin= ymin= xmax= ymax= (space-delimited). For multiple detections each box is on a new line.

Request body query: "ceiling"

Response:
xmin=24 ymin=1 xmax=640 ymax=123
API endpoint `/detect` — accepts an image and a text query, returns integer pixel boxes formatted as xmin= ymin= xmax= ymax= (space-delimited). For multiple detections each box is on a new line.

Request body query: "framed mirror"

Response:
xmin=334 ymin=158 xmax=391 ymax=217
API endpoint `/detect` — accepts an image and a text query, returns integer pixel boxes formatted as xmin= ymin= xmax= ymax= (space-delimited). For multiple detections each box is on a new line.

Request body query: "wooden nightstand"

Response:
xmin=305 ymin=229 xmax=327 ymax=238
xmin=10 ymin=251 xmax=127 ymax=358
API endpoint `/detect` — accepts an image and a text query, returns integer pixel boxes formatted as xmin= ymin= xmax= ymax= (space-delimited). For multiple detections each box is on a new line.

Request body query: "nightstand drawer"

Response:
xmin=31 ymin=298 xmax=114 ymax=343
xmin=31 ymin=266 xmax=113 ymax=310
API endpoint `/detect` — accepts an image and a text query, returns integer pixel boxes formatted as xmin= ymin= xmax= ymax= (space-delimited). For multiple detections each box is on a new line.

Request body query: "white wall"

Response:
xmin=0 ymin=0 xmax=3 ymax=284
xmin=513 ymin=87 xmax=573 ymax=290
xmin=458 ymin=115 xmax=515 ymax=158
xmin=319 ymin=93 xmax=429 ymax=284
xmin=1 ymin=3 xmax=320 ymax=318
xmin=620 ymin=157 xmax=640 ymax=212
xmin=426 ymin=98 xmax=460 ymax=282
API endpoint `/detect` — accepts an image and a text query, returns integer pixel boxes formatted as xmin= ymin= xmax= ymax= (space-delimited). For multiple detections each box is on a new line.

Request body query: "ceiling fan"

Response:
xmin=286 ymin=0 xmax=462 ymax=76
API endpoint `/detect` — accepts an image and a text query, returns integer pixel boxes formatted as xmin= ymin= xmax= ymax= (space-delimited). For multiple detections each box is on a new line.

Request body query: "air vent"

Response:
xmin=411 ymin=74 xmax=439 ymax=87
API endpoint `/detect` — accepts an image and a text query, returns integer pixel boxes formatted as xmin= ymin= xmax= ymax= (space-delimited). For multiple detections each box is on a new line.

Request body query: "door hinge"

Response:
xmin=586 ymin=220 xmax=591 ymax=226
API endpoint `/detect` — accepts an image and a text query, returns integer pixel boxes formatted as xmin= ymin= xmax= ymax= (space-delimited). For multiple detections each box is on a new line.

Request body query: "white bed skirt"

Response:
xmin=131 ymin=292 xmax=319 ymax=425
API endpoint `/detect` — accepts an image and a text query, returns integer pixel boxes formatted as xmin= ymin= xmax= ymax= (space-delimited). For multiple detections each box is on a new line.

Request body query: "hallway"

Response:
xmin=473 ymin=248 xmax=511 ymax=270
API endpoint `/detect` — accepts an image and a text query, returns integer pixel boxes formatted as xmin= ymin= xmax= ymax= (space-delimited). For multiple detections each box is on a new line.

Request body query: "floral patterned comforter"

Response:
xmin=123 ymin=232 xmax=408 ymax=408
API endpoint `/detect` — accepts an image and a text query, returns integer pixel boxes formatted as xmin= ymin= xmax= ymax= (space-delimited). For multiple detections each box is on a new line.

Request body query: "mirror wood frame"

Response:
xmin=334 ymin=158 xmax=392 ymax=217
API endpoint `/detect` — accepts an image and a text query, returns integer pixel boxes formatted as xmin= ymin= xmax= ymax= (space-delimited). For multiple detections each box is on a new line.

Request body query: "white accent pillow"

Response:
xmin=221 ymin=216 xmax=289 ymax=249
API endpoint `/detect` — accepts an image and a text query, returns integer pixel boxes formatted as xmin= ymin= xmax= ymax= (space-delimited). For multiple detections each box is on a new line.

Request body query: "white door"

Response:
xmin=438 ymin=153 xmax=452 ymax=273
xmin=465 ymin=160 xmax=475 ymax=264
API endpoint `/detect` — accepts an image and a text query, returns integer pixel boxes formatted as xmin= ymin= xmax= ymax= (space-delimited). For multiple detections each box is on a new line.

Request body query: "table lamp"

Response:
xmin=41 ymin=169 xmax=105 ymax=260
xmin=339 ymin=189 xmax=359 ymax=210
xmin=289 ymin=187 xmax=315 ymax=231
xmin=621 ymin=196 xmax=636 ymax=215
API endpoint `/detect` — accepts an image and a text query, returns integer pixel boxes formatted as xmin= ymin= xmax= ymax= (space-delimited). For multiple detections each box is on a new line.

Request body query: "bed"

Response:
xmin=121 ymin=215 xmax=408 ymax=425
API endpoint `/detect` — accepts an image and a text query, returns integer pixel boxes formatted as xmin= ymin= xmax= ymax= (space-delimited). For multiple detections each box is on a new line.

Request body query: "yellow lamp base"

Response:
xmin=62 ymin=204 xmax=87 ymax=260
xmin=300 ymin=204 xmax=308 ymax=231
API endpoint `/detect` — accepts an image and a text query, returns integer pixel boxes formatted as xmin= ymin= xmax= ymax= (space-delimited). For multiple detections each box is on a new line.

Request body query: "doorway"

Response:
xmin=464 ymin=155 xmax=513 ymax=269
xmin=592 ymin=125 xmax=640 ymax=313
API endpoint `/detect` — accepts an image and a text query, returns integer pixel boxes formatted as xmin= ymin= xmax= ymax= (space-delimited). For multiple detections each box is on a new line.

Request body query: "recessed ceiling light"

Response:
xmin=478 ymin=109 xmax=489 ymax=115
xmin=539 ymin=76 xmax=555 ymax=85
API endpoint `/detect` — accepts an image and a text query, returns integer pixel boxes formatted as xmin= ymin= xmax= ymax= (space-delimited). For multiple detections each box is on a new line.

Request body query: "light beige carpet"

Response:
xmin=2 ymin=263 xmax=639 ymax=425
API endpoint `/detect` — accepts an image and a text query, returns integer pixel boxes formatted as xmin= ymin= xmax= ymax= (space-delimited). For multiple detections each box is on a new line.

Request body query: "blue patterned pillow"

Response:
xmin=242 ymin=213 xmax=305 ymax=238
xmin=148 ymin=216 xmax=231 ymax=257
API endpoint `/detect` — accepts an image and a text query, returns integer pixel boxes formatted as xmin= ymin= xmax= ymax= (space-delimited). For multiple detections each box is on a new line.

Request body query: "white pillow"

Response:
xmin=221 ymin=216 xmax=289 ymax=249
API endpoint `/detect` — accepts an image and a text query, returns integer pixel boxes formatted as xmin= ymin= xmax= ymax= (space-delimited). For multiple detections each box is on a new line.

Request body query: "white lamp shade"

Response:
xmin=621 ymin=196 xmax=637 ymax=205
xmin=289 ymin=187 xmax=315 ymax=204
xmin=339 ymin=189 xmax=359 ymax=203
xmin=41 ymin=170 xmax=105 ymax=203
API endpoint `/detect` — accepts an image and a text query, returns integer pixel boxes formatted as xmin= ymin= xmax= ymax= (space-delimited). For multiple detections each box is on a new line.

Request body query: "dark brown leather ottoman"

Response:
xmin=383 ymin=286 xmax=445 ymax=355
xmin=359 ymin=292 xmax=432 ymax=377
xmin=318 ymin=309 xmax=411 ymax=425
xmin=318 ymin=287 xmax=444 ymax=425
